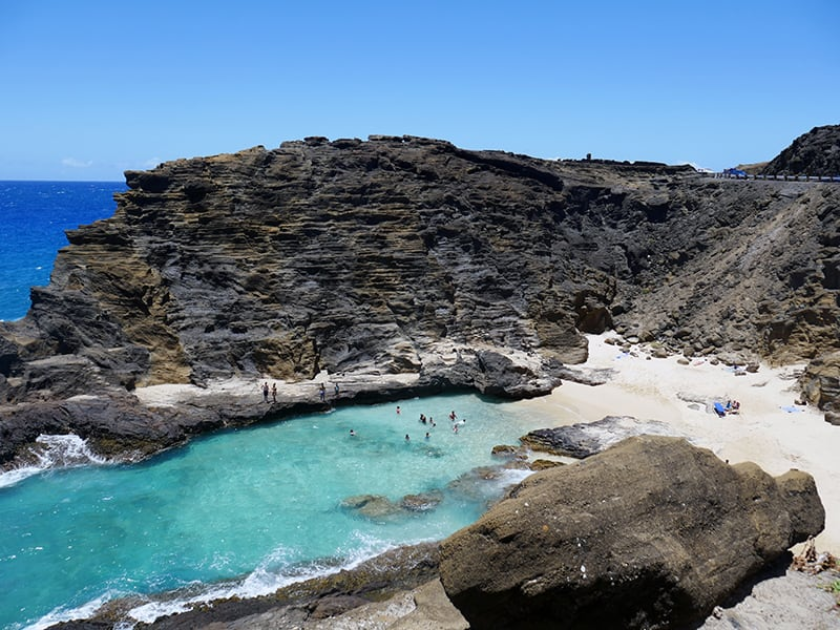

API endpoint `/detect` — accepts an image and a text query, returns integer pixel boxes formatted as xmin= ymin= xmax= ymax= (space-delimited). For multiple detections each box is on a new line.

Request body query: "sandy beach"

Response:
xmin=514 ymin=333 xmax=840 ymax=554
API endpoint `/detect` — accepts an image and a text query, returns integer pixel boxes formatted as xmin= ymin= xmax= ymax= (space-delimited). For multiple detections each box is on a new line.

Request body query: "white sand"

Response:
xmin=514 ymin=333 xmax=840 ymax=554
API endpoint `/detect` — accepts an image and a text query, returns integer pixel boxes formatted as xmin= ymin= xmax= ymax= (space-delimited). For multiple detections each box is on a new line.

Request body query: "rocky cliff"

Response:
xmin=2 ymin=132 xmax=840 ymax=463
xmin=761 ymin=124 xmax=840 ymax=176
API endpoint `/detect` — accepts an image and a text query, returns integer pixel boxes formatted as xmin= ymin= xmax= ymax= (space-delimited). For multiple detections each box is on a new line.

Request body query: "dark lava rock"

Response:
xmin=3 ymin=132 xmax=840 ymax=464
xmin=761 ymin=124 xmax=840 ymax=176
xmin=439 ymin=435 xmax=824 ymax=630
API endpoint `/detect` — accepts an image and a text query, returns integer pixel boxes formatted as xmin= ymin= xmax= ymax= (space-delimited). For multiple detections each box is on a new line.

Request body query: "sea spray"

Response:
xmin=0 ymin=434 xmax=108 ymax=488
xmin=126 ymin=532 xmax=403 ymax=624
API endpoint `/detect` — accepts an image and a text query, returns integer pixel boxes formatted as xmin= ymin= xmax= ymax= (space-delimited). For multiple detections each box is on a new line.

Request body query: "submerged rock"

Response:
xmin=445 ymin=464 xmax=527 ymax=510
xmin=339 ymin=494 xmax=403 ymax=519
xmin=401 ymin=490 xmax=444 ymax=512
xmin=439 ymin=435 xmax=824 ymax=630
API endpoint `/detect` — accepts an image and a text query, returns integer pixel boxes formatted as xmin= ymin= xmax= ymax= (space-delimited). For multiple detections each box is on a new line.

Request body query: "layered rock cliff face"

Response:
xmin=1 ymin=132 xmax=840 ymax=460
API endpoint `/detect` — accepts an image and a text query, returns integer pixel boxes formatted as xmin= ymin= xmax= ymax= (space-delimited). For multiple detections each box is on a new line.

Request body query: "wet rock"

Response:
xmin=446 ymin=465 xmax=510 ymax=505
xmin=401 ymin=490 xmax=444 ymax=512
xmin=491 ymin=444 xmax=527 ymax=459
xmin=340 ymin=494 xmax=402 ymax=519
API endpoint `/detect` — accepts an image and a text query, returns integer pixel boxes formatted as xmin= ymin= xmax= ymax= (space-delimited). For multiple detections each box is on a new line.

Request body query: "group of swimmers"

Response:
xmin=349 ymin=407 xmax=467 ymax=441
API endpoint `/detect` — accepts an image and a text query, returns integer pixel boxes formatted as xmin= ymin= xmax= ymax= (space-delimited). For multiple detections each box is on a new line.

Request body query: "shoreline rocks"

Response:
xmin=439 ymin=435 xmax=825 ymax=629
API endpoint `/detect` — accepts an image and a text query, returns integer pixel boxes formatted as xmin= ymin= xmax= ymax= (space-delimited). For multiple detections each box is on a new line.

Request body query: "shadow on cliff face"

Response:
xmin=3 ymin=132 xmax=840 ymax=460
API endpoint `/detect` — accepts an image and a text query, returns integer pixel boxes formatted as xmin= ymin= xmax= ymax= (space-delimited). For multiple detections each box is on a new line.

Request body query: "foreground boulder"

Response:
xmin=439 ymin=435 xmax=824 ymax=630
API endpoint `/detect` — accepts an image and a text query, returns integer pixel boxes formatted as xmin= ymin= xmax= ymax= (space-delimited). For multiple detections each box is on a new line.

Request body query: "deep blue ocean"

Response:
xmin=0 ymin=181 xmax=127 ymax=321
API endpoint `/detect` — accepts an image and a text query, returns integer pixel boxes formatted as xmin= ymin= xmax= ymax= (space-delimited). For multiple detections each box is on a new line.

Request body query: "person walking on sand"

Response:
xmin=262 ymin=382 xmax=269 ymax=403
xmin=271 ymin=383 xmax=277 ymax=403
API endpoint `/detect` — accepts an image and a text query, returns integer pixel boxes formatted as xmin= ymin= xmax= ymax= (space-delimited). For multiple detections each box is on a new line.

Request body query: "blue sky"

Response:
xmin=1 ymin=0 xmax=837 ymax=181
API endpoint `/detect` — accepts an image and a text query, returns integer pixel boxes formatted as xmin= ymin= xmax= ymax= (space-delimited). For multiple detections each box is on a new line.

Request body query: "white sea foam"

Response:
xmin=0 ymin=434 xmax=108 ymax=488
xmin=0 ymin=465 xmax=44 ymax=489
xmin=23 ymin=590 xmax=125 ymax=630
xmin=127 ymin=534 xmax=400 ymax=625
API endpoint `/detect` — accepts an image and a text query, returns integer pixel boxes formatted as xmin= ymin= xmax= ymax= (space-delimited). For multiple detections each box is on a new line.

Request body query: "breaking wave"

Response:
xmin=0 ymin=434 xmax=108 ymax=489
xmin=128 ymin=531 xmax=400 ymax=625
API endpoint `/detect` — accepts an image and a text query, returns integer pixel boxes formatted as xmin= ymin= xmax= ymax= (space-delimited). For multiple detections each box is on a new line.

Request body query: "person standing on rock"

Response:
xmin=262 ymin=382 xmax=269 ymax=403
xmin=271 ymin=383 xmax=277 ymax=403
xmin=319 ymin=382 xmax=326 ymax=402
xmin=334 ymin=382 xmax=340 ymax=398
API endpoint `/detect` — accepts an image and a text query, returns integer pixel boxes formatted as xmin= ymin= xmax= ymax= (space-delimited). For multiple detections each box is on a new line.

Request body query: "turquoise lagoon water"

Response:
xmin=0 ymin=393 xmax=556 ymax=629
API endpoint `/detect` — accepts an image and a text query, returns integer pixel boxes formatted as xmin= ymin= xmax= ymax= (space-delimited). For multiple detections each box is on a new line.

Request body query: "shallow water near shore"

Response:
xmin=0 ymin=393 xmax=556 ymax=629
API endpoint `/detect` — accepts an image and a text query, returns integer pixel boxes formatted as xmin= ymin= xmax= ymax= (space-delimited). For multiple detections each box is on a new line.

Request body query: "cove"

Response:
xmin=0 ymin=393 xmax=555 ymax=629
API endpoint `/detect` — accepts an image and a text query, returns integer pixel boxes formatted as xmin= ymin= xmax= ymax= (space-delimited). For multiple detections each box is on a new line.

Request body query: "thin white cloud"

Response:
xmin=62 ymin=157 xmax=94 ymax=168
xmin=142 ymin=157 xmax=162 ymax=169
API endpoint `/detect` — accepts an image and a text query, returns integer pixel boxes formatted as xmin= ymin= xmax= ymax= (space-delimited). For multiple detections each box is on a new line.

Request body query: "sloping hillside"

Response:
xmin=761 ymin=124 xmax=840 ymax=175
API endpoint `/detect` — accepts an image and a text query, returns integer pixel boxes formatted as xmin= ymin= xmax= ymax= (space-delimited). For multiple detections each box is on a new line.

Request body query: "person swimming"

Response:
xmin=405 ymin=433 xmax=410 ymax=442
xmin=349 ymin=429 xmax=356 ymax=437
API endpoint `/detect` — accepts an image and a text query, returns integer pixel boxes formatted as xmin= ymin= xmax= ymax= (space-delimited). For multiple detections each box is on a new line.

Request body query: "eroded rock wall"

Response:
xmin=1 ymin=135 xmax=839 ymax=406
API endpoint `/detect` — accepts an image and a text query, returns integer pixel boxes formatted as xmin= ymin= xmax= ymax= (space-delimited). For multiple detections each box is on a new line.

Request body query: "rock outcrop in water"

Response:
xmin=1 ymin=130 xmax=840 ymax=464
xmin=439 ymin=435 xmax=825 ymax=630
